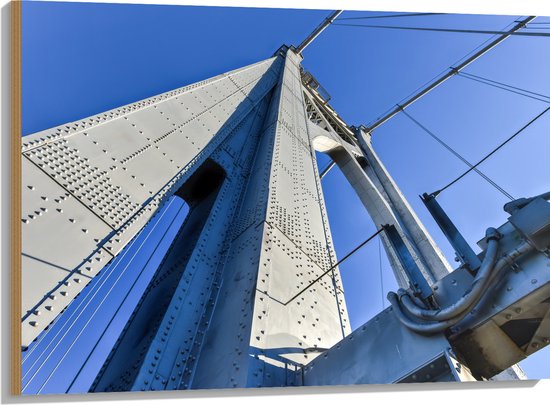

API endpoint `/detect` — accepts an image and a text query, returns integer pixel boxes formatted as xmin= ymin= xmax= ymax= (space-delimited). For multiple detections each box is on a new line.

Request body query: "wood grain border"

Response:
xmin=11 ymin=0 xmax=22 ymax=396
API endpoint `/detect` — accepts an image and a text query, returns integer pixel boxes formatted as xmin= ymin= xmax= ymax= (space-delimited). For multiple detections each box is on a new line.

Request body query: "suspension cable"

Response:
xmin=284 ymin=228 xmax=384 ymax=305
xmin=295 ymin=10 xmax=343 ymax=54
xmin=378 ymin=237 xmax=385 ymax=310
xmin=336 ymin=12 xmax=445 ymax=21
xmin=434 ymin=106 xmax=550 ymax=196
xmin=319 ymin=160 xmax=336 ymax=179
xmin=363 ymin=21 xmax=518 ymax=131
xmin=457 ymin=71 xmax=550 ymax=103
xmin=332 ymin=22 xmax=550 ymax=38
xmin=361 ymin=16 xmax=536 ymax=132
xmin=401 ymin=109 xmax=515 ymax=200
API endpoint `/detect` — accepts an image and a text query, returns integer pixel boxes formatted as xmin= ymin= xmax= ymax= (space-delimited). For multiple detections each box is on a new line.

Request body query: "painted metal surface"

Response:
xmin=21 ymin=56 xmax=281 ymax=348
xmin=301 ymin=306 xmax=453 ymax=385
xmin=303 ymin=87 xmax=450 ymax=289
xmin=302 ymin=205 xmax=550 ymax=384
xmin=21 ymin=44 xmax=550 ymax=393
xmin=421 ymin=192 xmax=481 ymax=272
xmin=22 ymin=48 xmax=351 ymax=392
xmin=22 ymin=197 xmax=188 ymax=394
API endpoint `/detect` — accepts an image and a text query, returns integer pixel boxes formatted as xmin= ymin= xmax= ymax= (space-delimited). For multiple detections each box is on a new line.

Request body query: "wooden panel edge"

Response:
xmin=11 ymin=0 xmax=22 ymax=396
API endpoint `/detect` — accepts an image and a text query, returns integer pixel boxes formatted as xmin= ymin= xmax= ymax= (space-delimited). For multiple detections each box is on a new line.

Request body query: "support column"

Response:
xmin=326 ymin=146 xmax=432 ymax=288
xmin=355 ymin=126 xmax=452 ymax=282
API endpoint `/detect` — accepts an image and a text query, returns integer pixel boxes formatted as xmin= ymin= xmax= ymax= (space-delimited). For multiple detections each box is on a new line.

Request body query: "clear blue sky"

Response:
xmin=22 ymin=0 xmax=550 ymax=383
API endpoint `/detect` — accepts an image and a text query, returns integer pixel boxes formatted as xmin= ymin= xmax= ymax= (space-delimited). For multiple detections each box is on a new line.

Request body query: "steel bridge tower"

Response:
xmin=20 ymin=13 xmax=550 ymax=394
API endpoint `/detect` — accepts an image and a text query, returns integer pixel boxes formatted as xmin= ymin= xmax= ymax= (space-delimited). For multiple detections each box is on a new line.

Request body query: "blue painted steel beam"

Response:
xmin=382 ymin=224 xmax=433 ymax=300
xmin=421 ymin=193 xmax=481 ymax=273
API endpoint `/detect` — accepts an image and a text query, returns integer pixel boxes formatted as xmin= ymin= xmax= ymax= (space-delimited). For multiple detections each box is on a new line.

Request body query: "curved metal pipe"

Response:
xmin=387 ymin=292 xmax=457 ymax=334
xmin=389 ymin=238 xmax=534 ymax=335
xmin=405 ymin=290 xmax=430 ymax=309
xmin=503 ymin=190 xmax=550 ymax=214
xmin=399 ymin=228 xmax=500 ymax=321
xmin=487 ymin=240 xmax=533 ymax=286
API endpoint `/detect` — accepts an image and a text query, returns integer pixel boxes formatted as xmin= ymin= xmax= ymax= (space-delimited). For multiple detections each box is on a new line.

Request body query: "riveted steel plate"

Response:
xmin=21 ymin=56 xmax=281 ymax=347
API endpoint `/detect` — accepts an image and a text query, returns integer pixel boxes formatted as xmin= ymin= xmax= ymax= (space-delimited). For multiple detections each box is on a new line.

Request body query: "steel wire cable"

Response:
xmin=332 ymin=22 xmax=550 ymax=38
xmin=401 ymin=109 xmax=515 ymax=200
xmin=22 ymin=198 xmax=184 ymax=390
xmin=378 ymin=237 xmax=385 ymax=310
xmin=457 ymin=71 xmax=550 ymax=103
xmin=363 ymin=17 xmax=528 ymax=131
xmin=336 ymin=12 xmax=445 ymax=21
xmin=284 ymin=228 xmax=385 ymax=305
xmin=434 ymin=106 xmax=550 ymax=196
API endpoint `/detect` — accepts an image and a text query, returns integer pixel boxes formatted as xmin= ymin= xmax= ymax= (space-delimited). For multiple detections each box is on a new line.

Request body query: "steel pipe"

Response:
xmin=399 ymin=228 xmax=500 ymax=321
xmin=389 ymin=237 xmax=534 ymax=335
xmin=387 ymin=292 xmax=459 ymax=334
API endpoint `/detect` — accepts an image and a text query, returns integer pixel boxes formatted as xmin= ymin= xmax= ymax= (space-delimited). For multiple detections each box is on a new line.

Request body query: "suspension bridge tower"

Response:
xmin=19 ymin=10 xmax=550 ymax=394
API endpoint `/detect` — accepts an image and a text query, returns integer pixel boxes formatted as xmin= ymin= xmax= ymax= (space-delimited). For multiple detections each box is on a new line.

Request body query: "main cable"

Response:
xmin=367 ymin=20 xmax=519 ymax=129
xmin=362 ymin=16 xmax=536 ymax=132
xmin=332 ymin=22 xmax=550 ymax=38
xmin=336 ymin=12 xmax=445 ymax=21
